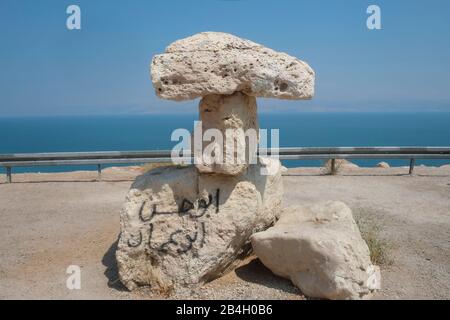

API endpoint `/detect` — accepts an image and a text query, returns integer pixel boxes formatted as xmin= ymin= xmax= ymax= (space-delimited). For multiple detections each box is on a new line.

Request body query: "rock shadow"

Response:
xmin=102 ymin=238 xmax=128 ymax=291
xmin=234 ymin=257 xmax=302 ymax=296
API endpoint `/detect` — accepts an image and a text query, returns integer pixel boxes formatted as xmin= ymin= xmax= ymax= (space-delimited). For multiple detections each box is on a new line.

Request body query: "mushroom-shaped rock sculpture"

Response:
xmin=151 ymin=32 xmax=315 ymax=175
xmin=116 ymin=33 xmax=314 ymax=292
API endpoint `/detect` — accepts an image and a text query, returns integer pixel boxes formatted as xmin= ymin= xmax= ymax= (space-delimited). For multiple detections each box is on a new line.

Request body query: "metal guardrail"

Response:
xmin=1 ymin=147 xmax=450 ymax=183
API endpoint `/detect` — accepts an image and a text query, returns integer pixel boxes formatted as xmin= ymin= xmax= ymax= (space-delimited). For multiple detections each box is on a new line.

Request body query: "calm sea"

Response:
xmin=1 ymin=113 xmax=449 ymax=173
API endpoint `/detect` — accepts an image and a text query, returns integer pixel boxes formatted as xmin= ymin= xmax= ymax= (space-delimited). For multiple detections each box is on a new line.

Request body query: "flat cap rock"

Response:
xmin=151 ymin=32 xmax=315 ymax=101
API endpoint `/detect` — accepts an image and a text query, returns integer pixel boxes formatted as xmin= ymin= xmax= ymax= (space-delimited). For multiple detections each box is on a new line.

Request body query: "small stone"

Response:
xmin=376 ymin=161 xmax=390 ymax=168
xmin=324 ymin=159 xmax=359 ymax=169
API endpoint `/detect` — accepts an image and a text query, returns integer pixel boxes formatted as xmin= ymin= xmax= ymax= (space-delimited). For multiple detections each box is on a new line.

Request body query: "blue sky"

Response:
xmin=1 ymin=0 xmax=450 ymax=116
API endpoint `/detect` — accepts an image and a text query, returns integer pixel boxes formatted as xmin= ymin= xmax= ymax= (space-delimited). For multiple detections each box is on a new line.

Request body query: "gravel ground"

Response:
xmin=0 ymin=165 xmax=449 ymax=300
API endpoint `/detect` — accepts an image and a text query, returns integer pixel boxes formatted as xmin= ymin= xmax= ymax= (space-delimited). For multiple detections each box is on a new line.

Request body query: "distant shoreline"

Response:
xmin=2 ymin=110 xmax=450 ymax=119
xmin=2 ymin=113 xmax=450 ymax=172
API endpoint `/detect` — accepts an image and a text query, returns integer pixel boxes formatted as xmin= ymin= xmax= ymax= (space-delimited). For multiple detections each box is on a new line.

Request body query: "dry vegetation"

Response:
xmin=353 ymin=208 xmax=392 ymax=266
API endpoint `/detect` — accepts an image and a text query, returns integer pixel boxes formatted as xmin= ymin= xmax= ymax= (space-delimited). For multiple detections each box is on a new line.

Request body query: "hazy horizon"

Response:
xmin=1 ymin=0 xmax=450 ymax=116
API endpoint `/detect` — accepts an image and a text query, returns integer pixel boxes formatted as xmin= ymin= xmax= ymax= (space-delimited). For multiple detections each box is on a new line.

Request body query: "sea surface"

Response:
xmin=1 ymin=113 xmax=449 ymax=173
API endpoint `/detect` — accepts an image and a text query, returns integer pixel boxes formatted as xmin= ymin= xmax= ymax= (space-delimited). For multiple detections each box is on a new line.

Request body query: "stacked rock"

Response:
xmin=116 ymin=32 xmax=315 ymax=292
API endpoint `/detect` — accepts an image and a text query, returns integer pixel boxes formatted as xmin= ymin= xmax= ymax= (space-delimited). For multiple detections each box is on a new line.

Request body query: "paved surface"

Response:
xmin=0 ymin=165 xmax=449 ymax=299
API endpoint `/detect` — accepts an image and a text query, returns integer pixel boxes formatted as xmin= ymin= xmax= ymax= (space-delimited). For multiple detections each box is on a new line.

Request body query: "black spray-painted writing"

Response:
xmin=157 ymin=222 xmax=206 ymax=254
xmin=138 ymin=189 xmax=220 ymax=223
xmin=128 ymin=189 xmax=219 ymax=251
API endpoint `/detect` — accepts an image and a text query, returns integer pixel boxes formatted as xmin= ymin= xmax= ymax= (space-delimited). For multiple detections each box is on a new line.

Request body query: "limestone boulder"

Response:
xmin=195 ymin=92 xmax=259 ymax=176
xmin=151 ymin=32 xmax=314 ymax=101
xmin=116 ymin=158 xmax=283 ymax=292
xmin=325 ymin=159 xmax=359 ymax=170
xmin=251 ymin=201 xmax=381 ymax=300
xmin=376 ymin=161 xmax=390 ymax=168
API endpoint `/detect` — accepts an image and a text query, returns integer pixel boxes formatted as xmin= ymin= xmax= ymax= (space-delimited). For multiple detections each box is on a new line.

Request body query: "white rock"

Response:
xmin=151 ymin=32 xmax=314 ymax=101
xmin=376 ymin=161 xmax=390 ymax=168
xmin=195 ymin=92 xmax=258 ymax=176
xmin=116 ymin=158 xmax=283 ymax=292
xmin=325 ymin=159 xmax=359 ymax=169
xmin=251 ymin=201 xmax=381 ymax=300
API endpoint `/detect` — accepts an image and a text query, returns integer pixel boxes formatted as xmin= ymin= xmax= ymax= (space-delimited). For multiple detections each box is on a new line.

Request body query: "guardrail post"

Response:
xmin=331 ymin=158 xmax=336 ymax=175
xmin=6 ymin=166 xmax=12 ymax=183
xmin=409 ymin=158 xmax=415 ymax=175
xmin=97 ymin=164 xmax=102 ymax=181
